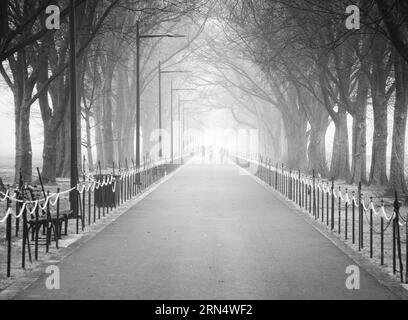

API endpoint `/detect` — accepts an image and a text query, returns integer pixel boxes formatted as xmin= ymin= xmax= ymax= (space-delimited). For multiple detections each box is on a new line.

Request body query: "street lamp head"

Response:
xmin=168 ymin=34 xmax=186 ymax=38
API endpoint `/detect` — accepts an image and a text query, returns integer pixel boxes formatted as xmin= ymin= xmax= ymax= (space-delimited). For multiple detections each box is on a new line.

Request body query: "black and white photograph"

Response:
xmin=0 ymin=0 xmax=408 ymax=306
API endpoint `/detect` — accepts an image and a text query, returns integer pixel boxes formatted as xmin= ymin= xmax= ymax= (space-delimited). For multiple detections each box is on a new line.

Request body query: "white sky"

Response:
xmin=0 ymin=82 xmax=44 ymax=160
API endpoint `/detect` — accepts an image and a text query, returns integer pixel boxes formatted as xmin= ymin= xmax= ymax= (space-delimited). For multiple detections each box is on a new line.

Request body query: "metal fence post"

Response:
xmin=393 ymin=192 xmax=404 ymax=282
xmin=338 ymin=186 xmax=341 ymax=234
xmin=352 ymin=191 xmax=355 ymax=244
xmin=326 ymin=183 xmax=329 ymax=226
xmin=331 ymin=178 xmax=334 ymax=230
xmin=298 ymin=170 xmax=301 ymax=207
xmin=290 ymin=168 xmax=292 ymax=201
xmin=406 ymin=205 xmax=408 ymax=283
xmin=321 ymin=185 xmax=324 ymax=222
xmin=393 ymin=211 xmax=396 ymax=274
xmin=312 ymin=170 xmax=315 ymax=218
xmin=275 ymin=163 xmax=278 ymax=190
xmin=6 ymin=198 xmax=12 ymax=277
xmin=345 ymin=188 xmax=348 ymax=240
xmin=380 ymin=214 xmax=384 ymax=265
xmin=22 ymin=206 xmax=27 ymax=268
xmin=35 ymin=203 xmax=39 ymax=260
xmin=317 ymin=181 xmax=320 ymax=220
xmin=358 ymin=182 xmax=362 ymax=250
xmin=370 ymin=197 xmax=373 ymax=259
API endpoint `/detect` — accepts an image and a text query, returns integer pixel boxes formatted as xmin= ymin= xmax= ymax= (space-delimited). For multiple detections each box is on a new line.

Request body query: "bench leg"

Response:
xmin=53 ymin=223 xmax=59 ymax=249
xmin=31 ymin=225 xmax=35 ymax=241
xmin=46 ymin=221 xmax=50 ymax=253
xmin=35 ymin=221 xmax=39 ymax=260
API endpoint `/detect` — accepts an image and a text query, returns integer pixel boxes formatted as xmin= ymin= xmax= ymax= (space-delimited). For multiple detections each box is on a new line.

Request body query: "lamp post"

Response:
xmin=69 ymin=0 xmax=78 ymax=215
xmin=158 ymin=62 xmax=190 ymax=161
xmin=135 ymin=21 xmax=185 ymax=168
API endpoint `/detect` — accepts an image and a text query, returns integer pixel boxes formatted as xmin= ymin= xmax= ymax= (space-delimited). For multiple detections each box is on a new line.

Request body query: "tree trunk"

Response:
xmin=375 ymin=0 xmax=408 ymax=64
xmin=116 ymin=67 xmax=127 ymax=164
xmin=369 ymin=38 xmax=389 ymax=185
xmin=349 ymin=70 xmax=369 ymax=185
xmin=102 ymin=65 xmax=115 ymax=167
xmin=266 ymin=121 xmax=282 ymax=162
xmin=330 ymin=108 xmax=349 ymax=180
xmin=389 ymin=55 xmax=408 ymax=193
xmin=15 ymin=102 xmax=32 ymax=183
xmin=283 ymin=114 xmax=308 ymax=170
xmin=349 ymin=111 xmax=367 ymax=184
xmin=307 ymin=102 xmax=329 ymax=177
xmin=61 ymin=113 xmax=71 ymax=178
xmin=0 ymin=0 xmax=8 ymax=46
xmin=370 ymin=126 xmax=388 ymax=184
xmin=56 ymin=122 xmax=65 ymax=177
xmin=59 ymin=70 xmax=84 ymax=177
xmin=84 ymin=112 xmax=94 ymax=171
xmin=41 ymin=125 xmax=57 ymax=184
xmin=37 ymin=64 xmax=68 ymax=184
xmin=7 ymin=51 xmax=37 ymax=184
xmin=369 ymin=88 xmax=388 ymax=185
xmin=118 ymin=68 xmax=136 ymax=165
xmin=123 ymin=124 xmax=135 ymax=164
xmin=0 ymin=177 xmax=5 ymax=193
xmin=308 ymin=124 xmax=329 ymax=177
xmin=94 ymin=99 xmax=105 ymax=168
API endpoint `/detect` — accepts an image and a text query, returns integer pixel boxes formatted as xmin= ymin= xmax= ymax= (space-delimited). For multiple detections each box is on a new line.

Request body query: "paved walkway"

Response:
xmin=15 ymin=163 xmax=399 ymax=299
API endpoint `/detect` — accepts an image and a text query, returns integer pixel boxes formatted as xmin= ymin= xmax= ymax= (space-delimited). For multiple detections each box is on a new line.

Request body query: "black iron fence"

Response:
xmin=0 ymin=157 xmax=186 ymax=278
xmin=235 ymin=154 xmax=408 ymax=284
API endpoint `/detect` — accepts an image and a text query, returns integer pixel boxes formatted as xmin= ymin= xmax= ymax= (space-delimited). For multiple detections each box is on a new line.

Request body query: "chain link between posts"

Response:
xmin=236 ymin=155 xmax=407 ymax=225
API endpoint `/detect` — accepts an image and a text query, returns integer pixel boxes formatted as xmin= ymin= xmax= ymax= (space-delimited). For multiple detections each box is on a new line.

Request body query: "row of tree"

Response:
xmin=191 ymin=0 xmax=408 ymax=193
xmin=2 ymin=0 xmax=408 ymax=194
xmin=0 ymin=0 xmax=207 ymax=184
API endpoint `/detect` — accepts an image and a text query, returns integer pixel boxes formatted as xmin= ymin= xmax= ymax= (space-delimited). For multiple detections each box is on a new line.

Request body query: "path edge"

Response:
xmin=232 ymin=161 xmax=408 ymax=300
xmin=0 ymin=162 xmax=189 ymax=300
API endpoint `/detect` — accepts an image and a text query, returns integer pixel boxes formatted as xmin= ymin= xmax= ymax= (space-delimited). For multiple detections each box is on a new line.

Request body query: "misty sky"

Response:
xmin=0 ymin=83 xmax=44 ymax=159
